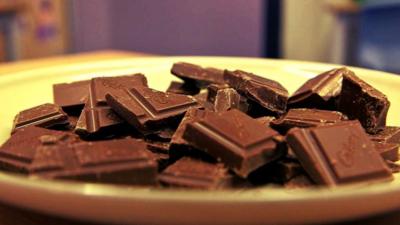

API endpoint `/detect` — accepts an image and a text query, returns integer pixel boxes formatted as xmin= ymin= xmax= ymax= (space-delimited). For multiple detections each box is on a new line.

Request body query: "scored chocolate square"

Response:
xmin=53 ymin=80 xmax=90 ymax=115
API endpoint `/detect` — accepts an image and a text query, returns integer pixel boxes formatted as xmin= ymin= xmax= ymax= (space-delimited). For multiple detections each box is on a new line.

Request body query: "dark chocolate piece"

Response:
xmin=30 ymin=138 xmax=157 ymax=185
xmin=255 ymin=116 xmax=275 ymax=127
xmin=284 ymin=174 xmax=314 ymax=189
xmin=193 ymin=92 xmax=208 ymax=108
xmin=171 ymin=62 xmax=225 ymax=87
xmin=288 ymin=68 xmax=349 ymax=109
xmin=0 ymin=126 xmax=74 ymax=173
xmin=53 ymin=80 xmax=90 ymax=115
xmin=12 ymin=103 xmax=69 ymax=133
xmin=106 ymin=86 xmax=199 ymax=134
xmin=337 ymin=71 xmax=390 ymax=134
xmin=223 ymin=70 xmax=288 ymax=114
xmin=271 ymin=108 xmax=347 ymax=133
xmin=206 ymin=84 xmax=248 ymax=112
xmin=286 ymin=121 xmax=393 ymax=186
xmin=158 ymin=157 xmax=233 ymax=189
xmin=249 ymin=159 xmax=304 ymax=185
xmin=166 ymin=81 xmax=200 ymax=95
xmin=183 ymin=109 xmax=285 ymax=178
xmin=373 ymin=141 xmax=399 ymax=162
xmin=369 ymin=126 xmax=400 ymax=144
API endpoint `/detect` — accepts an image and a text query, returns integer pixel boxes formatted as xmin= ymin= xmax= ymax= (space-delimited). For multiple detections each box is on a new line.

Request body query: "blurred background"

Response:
xmin=0 ymin=0 xmax=399 ymax=73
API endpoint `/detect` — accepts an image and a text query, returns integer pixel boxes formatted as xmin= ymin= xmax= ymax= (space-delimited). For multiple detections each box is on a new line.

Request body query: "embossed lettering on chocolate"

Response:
xmin=286 ymin=121 xmax=393 ymax=186
xmin=182 ymin=109 xmax=285 ymax=178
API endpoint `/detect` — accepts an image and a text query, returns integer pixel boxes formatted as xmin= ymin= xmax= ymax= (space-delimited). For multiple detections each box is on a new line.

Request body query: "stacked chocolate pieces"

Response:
xmin=0 ymin=62 xmax=398 ymax=189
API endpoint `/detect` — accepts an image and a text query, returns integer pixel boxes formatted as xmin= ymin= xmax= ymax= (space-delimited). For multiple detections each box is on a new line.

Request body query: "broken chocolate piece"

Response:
xmin=158 ymin=157 xmax=233 ymax=189
xmin=106 ymin=86 xmax=199 ymax=134
xmin=249 ymin=159 xmax=304 ymax=185
xmin=223 ymin=70 xmax=288 ymax=114
xmin=171 ymin=62 xmax=225 ymax=87
xmin=166 ymin=81 xmax=200 ymax=95
xmin=12 ymin=103 xmax=69 ymax=133
xmin=183 ymin=109 xmax=285 ymax=178
xmin=337 ymin=71 xmax=390 ymax=134
xmin=30 ymin=138 xmax=157 ymax=185
xmin=288 ymin=68 xmax=349 ymax=109
xmin=256 ymin=116 xmax=275 ymax=127
xmin=286 ymin=121 xmax=393 ymax=186
xmin=373 ymin=141 xmax=399 ymax=162
xmin=369 ymin=126 xmax=400 ymax=144
xmin=53 ymin=80 xmax=90 ymax=115
xmin=284 ymin=174 xmax=314 ymax=189
xmin=206 ymin=84 xmax=249 ymax=112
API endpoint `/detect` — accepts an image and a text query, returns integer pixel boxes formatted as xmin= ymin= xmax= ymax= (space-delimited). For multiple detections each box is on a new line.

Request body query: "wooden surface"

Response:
xmin=0 ymin=50 xmax=399 ymax=225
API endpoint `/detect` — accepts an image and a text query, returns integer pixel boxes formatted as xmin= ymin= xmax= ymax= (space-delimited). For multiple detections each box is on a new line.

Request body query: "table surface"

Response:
xmin=0 ymin=50 xmax=399 ymax=225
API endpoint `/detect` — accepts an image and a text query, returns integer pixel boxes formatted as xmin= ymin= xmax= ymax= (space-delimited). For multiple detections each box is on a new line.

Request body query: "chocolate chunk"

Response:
xmin=337 ymin=71 xmax=390 ymax=134
xmin=284 ymin=174 xmax=314 ymax=189
xmin=12 ymin=103 xmax=69 ymax=133
xmin=0 ymin=127 xmax=74 ymax=173
xmin=105 ymin=86 xmax=199 ymax=134
xmin=286 ymin=121 xmax=393 ymax=186
xmin=166 ymin=81 xmax=200 ymax=95
xmin=158 ymin=157 xmax=233 ymax=189
xmin=271 ymin=108 xmax=348 ymax=133
xmin=171 ymin=62 xmax=225 ymax=87
xmin=183 ymin=109 xmax=285 ymax=178
xmin=288 ymin=68 xmax=349 ymax=109
xmin=53 ymin=80 xmax=90 ymax=115
xmin=30 ymin=138 xmax=157 ymax=185
xmin=206 ymin=84 xmax=249 ymax=112
xmin=75 ymin=75 xmax=146 ymax=137
xmin=373 ymin=141 xmax=399 ymax=162
xmin=249 ymin=159 xmax=304 ymax=185
xmin=369 ymin=126 xmax=400 ymax=144
xmin=193 ymin=92 xmax=208 ymax=108
xmin=256 ymin=116 xmax=275 ymax=127
xmin=223 ymin=70 xmax=288 ymax=114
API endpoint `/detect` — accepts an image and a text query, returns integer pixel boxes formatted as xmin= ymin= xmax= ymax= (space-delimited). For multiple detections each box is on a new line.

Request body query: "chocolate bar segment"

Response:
xmin=12 ymin=103 xmax=69 ymax=133
xmin=158 ymin=157 xmax=233 ymax=189
xmin=30 ymin=138 xmax=157 ymax=185
xmin=337 ymin=72 xmax=390 ymax=134
xmin=286 ymin=121 xmax=393 ymax=186
xmin=271 ymin=108 xmax=347 ymax=133
xmin=373 ymin=141 xmax=399 ymax=162
xmin=223 ymin=70 xmax=288 ymax=114
xmin=206 ymin=84 xmax=249 ymax=112
xmin=53 ymin=80 xmax=90 ymax=115
xmin=166 ymin=81 xmax=200 ymax=95
xmin=369 ymin=126 xmax=400 ymax=144
xmin=288 ymin=68 xmax=349 ymax=109
xmin=171 ymin=62 xmax=225 ymax=87
xmin=183 ymin=109 xmax=285 ymax=177
xmin=106 ymin=86 xmax=199 ymax=134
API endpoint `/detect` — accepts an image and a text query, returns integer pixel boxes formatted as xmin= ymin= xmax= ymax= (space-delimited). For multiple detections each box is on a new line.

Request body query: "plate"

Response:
xmin=0 ymin=56 xmax=399 ymax=225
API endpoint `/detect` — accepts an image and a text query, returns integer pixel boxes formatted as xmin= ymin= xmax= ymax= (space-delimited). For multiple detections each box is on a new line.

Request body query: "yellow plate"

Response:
xmin=0 ymin=56 xmax=399 ymax=225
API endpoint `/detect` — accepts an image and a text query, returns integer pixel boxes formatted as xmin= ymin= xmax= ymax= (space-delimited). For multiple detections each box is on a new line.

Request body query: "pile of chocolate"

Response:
xmin=1 ymin=62 xmax=399 ymax=189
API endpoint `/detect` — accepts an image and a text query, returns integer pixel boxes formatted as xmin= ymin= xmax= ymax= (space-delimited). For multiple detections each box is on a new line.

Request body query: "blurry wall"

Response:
xmin=70 ymin=0 xmax=264 ymax=57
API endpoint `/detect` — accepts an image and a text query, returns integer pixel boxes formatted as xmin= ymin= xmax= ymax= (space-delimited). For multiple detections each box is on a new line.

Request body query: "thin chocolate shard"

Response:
xmin=373 ymin=141 xmax=399 ymax=162
xmin=183 ymin=109 xmax=285 ymax=178
xmin=206 ymin=84 xmax=249 ymax=112
xmin=105 ymin=86 xmax=199 ymax=134
xmin=12 ymin=103 xmax=69 ymax=133
xmin=337 ymin=71 xmax=390 ymax=134
xmin=288 ymin=68 xmax=349 ymax=109
xmin=0 ymin=127 xmax=74 ymax=173
xmin=223 ymin=70 xmax=288 ymax=114
xmin=286 ymin=121 xmax=393 ymax=186
xmin=30 ymin=138 xmax=157 ymax=185
xmin=53 ymin=80 xmax=90 ymax=115
xmin=171 ymin=62 xmax=225 ymax=87
xmin=369 ymin=126 xmax=400 ymax=144
xmin=158 ymin=157 xmax=233 ymax=189
xmin=271 ymin=108 xmax=348 ymax=133
xmin=166 ymin=81 xmax=200 ymax=95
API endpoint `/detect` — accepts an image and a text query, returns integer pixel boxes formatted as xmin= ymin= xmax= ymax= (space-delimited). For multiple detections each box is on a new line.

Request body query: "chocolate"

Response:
xmin=386 ymin=160 xmax=400 ymax=173
xmin=183 ymin=109 xmax=285 ymax=178
xmin=337 ymin=71 xmax=390 ymax=134
xmin=286 ymin=121 xmax=393 ymax=186
xmin=0 ymin=127 xmax=74 ymax=173
xmin=53 ymin=80 xmax=90 ymax=115
xmin=30 ymin=138 xmax=157 ymax=185
xmin=105 ymin=86 xmax=199 ymax=134
xmin=223 ymin=70 xmax=288 ymax=114
xmin=249 ymin=159 xmax=304 ymax=185
xmin=288 ymin=68 xmax=349 ymax=109
xmin=369 ymin=126 xmax=400 ymax=144
xmin=271 ymin=108 xmax=348 ymax=133
xmin=193 ymin=92 xmax=208 ymax=108
xmin=206 ymin=84 xmax=249 ymax=112
xmin=166 ymin=81 xmax=200 ymax=95
xmin=12 ymin=103 xmax=69 ymax=133
xmin=373 ymin=141 xmax=399 ymax=162
xmin=171 ymin=62 xmax=225 ymax=87
xmin=284 ymin=174 xmax=314 ymax=189
xmin=158 ymin=157 xmax=233 ymax=189
xmin=256 ymin=116 xmax=275 ymax=127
